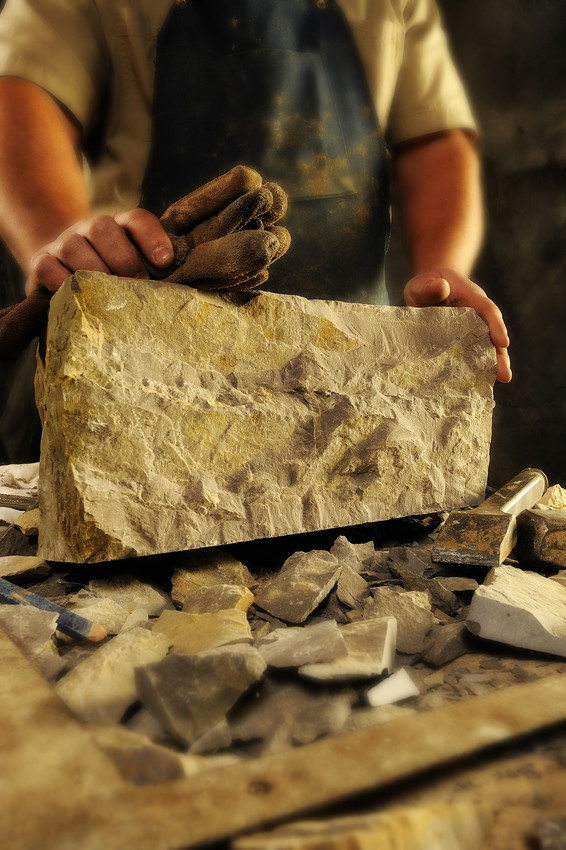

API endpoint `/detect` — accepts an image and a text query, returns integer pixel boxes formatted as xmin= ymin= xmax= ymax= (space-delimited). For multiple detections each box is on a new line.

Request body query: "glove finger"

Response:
xmin=188 ymin=187 xmax=274 ymax=245
xmin=160 ymin=165 xmax=262 ymax=235
xmin=260 ymin=182 xmax=288 ymax=225
xmin=165 ymin=230 xmax=280 ymax=285
xmin=265 ymin=225 xmax=291 ymax=263
xmin=189 ymin=268 xmax=269 ymax=291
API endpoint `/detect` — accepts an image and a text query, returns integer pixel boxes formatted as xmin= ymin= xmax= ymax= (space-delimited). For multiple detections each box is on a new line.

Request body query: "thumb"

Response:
xmin=404 ymin=272 xmax=451 ymax=306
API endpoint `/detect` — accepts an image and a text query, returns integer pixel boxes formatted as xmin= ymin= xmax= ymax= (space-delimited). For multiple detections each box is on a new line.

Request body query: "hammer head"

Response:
xmin=432 ymin=511 xmax=517 ymax=568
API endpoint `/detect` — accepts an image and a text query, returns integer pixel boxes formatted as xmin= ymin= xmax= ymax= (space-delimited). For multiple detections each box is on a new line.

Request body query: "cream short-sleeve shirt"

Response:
xmin=0 ymin=0 xmax=476 ymax=212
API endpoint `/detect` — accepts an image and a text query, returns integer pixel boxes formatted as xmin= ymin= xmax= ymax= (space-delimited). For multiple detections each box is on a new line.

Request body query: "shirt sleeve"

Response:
xmin=388 ymin=0 xmax=478 ymax=145
xmin=0 ymin=0 xmax=111 ymax=134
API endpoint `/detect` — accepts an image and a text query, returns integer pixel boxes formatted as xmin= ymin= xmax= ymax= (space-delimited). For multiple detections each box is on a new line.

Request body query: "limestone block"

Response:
xmin=36 ymin=273 xmax=495 ymax=563
xmin=466 ymin=565 xmax=566 ymax=657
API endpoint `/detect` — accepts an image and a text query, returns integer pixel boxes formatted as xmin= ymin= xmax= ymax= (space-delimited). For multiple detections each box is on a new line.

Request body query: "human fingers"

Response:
xmin=404 ymin=272 xmax=451 ymax=307
xmin=113 ymin=208 xmax=174 ymax=269
xmin=496 ymin=345 xmax=512 ymax=384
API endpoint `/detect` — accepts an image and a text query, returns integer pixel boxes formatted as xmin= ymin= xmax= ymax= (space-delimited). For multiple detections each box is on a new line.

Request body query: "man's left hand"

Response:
xmin=404 ymin=268 xmax=511 ymax=384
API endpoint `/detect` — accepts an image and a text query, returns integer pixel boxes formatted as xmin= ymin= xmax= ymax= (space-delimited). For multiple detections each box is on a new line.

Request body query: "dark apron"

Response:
xmin=141 ymin=0 xmax=391 ymax=304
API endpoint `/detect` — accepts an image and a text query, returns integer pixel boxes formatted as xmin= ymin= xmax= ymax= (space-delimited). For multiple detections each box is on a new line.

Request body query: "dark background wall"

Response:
xmin=388 ymin=0 xmax=566 ymax=487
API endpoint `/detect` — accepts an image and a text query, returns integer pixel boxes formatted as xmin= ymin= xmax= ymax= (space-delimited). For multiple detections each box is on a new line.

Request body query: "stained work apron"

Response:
xmin=142 ymin=0 xmax=391 ymax=304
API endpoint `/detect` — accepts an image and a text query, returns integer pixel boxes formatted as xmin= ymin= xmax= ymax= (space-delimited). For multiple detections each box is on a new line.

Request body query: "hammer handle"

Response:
xmin=476 ymin=467 xmax=548 ymax=517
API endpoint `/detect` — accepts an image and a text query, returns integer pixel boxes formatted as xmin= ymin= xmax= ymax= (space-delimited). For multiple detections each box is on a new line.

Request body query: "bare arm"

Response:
xmin=0 ymin=78 xmax=173 ymax=294
xmin=392 ymin=129 xmax=511 ymax=383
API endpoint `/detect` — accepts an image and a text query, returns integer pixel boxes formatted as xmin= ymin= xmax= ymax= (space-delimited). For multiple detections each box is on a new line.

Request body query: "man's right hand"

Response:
xmin=26 ymin=209 xmax=174 ymax=296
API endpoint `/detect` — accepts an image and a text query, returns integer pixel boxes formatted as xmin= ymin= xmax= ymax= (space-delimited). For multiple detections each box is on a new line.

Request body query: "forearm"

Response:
xmin=392 ymin=129 xmax=483 ymax=277
xmin=0 ymin=78 xmax=90 ymax=273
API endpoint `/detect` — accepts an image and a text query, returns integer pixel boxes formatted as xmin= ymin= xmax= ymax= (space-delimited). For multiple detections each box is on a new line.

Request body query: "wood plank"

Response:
xmin=3 ymin=624 xmax=566 ymax=850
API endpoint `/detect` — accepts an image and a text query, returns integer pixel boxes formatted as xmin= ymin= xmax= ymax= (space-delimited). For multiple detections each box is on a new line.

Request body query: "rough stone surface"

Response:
xmin=466 ymin=565 xmax=566 ymax=657
xmin=182 ymin=583 xmax=254 ymax=614
xmin=299 ymin=617 xmax=397 ymax=682
xmin=152 ymin=609 xmax=252 ymax=654
xmin=36 ymin=273 xmax=495 ymax=563
xmin=364 ymin=587 xmax=434 ymax=655
xmin=135 ymin=645 xmax=266 ymax=746
xmin=63 ymin=596 xmax=131 ymax=635
xmin=55 ymin=627 xmax=171 ymax=722
xmin=255 ymin=621 xmax=347 ymax=668
xmin=336 ymin=563 xmax=370 ymax=610
xmin=254 ymin=550 xmax=341 ymax=623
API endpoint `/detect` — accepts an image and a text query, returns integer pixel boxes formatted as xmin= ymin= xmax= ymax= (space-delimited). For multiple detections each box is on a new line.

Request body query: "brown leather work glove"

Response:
xmin=0 ymin=166 xmax=291 ymax=362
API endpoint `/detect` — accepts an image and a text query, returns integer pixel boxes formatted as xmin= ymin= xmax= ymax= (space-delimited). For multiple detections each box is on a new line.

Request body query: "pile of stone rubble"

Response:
xmin=2 ymin=462 xmax=566 ymax=810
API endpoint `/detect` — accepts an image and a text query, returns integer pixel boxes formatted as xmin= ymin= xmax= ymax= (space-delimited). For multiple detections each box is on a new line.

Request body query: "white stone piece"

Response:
xmin=63 ymin=596 xmax=131 ymax=635
xmin=365 ymin=668 xmax=420 ymax=708
xmin=0 ymin=555 xmax=50 ymax=580
xmin=466 ymin=564 xmax=566 ymax=657
xmin=55 ymin=627 xmax=171 ymax=722
xmin=36 ymin=273 xmax=496 ymax=563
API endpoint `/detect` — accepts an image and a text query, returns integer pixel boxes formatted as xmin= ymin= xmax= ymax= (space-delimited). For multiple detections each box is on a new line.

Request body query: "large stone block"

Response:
xmin=36 ymin=272 xmax=496 ymax=563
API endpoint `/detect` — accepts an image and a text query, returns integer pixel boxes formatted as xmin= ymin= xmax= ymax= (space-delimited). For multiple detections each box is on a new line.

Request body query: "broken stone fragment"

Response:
xmin=14 ymin=508 xmax=40 ymax=536
xmin=0 ymin=555 xmax=50 ymax=581
xmin=254 ymin=550 xmax=341 ymax=624
xmin=255 ymin=620 xmax=347 ymax=668
xmin=55 ymin=627 xmax=171 ymax=723
xmin=63 ymin=596 xmax=131 ymax=635
xmin=516 ymin=508 xmax=566 ymax=569
xmin=299 ymin=617 xmax=396 ymax=682
xmin=0 ymin=605 xmax=63 ymax=680
xmin=336 ymin=563 xmax=370 ymax=610
xmin=135 ymin=645 xmax=266 ymax=747
xmin=86 ymin=574 xmax=174 ymax=617
xmin=152 ymin=608 xmax=252 ymax=654
xmin=182 ymin=583 xmax=254 ymax=614
xmin=364 ymin=587 xmax=433 ymax=655
xmin=466 ymin=565 xmax=566 ymax=657
xmin=0 ymin=526 xmax=38 ymax=558
xmin=393 ymin=570 xmax=459 ymax=615
xmin=36 ymin=273 xmax=495 ymax=562
xmin=330 ymin=536 xmax=378 ymax=575
xmin=422 ymin=621 xmax=474 ymax=667
xmin=170 ymin=550 xmax=255 ymax=607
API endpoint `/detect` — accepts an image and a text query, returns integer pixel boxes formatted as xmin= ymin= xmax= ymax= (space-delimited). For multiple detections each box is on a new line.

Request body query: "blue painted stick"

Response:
xmin=0 ymin=577 xmax=107 ymax=642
